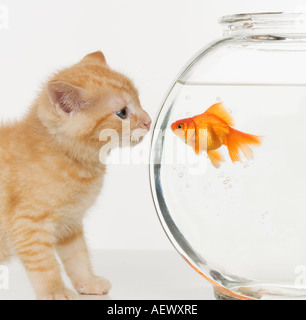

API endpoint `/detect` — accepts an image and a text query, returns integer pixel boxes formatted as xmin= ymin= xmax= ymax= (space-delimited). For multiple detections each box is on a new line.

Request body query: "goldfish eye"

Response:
xmin=177 ymin=124 xmax=183 ymax=129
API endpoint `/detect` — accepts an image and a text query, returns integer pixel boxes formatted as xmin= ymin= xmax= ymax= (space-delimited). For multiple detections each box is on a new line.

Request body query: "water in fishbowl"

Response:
xmin=155 ymin=80 xmax=306 ymax=299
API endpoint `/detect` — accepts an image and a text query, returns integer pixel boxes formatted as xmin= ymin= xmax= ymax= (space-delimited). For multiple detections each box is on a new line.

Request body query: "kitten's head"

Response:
xmin=38 ymin=51 xmax=151 ymax=156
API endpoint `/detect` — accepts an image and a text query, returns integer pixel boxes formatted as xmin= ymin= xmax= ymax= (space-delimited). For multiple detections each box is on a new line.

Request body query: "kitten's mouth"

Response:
xmin=120 ymin=134 xmax=145 ymax=148
xmin=130 ymin=136 xmax=144 ymax=146
xmin=130 ymin=128 xmax=149 ymax=145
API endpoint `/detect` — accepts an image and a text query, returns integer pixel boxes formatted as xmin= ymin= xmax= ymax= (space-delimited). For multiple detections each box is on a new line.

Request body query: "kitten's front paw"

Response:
xmin=75 ymin=276 xmax=111 ymax=296
xmin=39 ymin=287 xmax=78 ymax=300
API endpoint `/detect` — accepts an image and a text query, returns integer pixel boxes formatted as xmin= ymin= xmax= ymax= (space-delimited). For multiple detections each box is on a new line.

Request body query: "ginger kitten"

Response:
xmin=0 ymin=51 xmax=151 ymax=300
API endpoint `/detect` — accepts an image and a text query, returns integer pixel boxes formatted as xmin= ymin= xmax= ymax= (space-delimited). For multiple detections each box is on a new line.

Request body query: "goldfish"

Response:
xmin=171 ymin=102 xmax=261 ymax=168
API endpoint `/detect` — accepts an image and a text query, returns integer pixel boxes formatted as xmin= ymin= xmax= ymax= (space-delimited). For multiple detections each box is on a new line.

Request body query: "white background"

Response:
xmin=0 ymin=0 xmax=305 ymax=251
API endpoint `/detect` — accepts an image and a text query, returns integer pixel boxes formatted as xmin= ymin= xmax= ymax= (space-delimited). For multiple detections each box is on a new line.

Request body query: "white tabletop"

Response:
xmin=0 ymin=249 xmax=215 ymax=300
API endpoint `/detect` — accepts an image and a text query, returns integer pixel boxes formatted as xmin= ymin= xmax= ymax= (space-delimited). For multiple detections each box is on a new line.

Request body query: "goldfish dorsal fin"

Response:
xmin=204 ymin=102 xmax=234 ymax=126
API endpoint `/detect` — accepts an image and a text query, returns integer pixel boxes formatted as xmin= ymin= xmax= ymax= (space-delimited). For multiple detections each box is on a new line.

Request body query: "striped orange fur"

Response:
xmin=0 ymin=51 xmax=151 ymax=300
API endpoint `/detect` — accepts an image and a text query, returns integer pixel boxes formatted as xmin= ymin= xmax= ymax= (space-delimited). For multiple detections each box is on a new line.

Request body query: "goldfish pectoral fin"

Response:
xmin=194 ymin=147 xmax=201 ymax=155
xmin=204 ymin=102 xmax=235 ymax=126
xmin=188 ymin=137 xmax=203 ymax=155
xmin=225 ymin=128 xmax=261 ymax=163
xmin=207 ymin=150 xmax=224 ymax=168
xmin=193 ymin=144 xmax=203 ymax=155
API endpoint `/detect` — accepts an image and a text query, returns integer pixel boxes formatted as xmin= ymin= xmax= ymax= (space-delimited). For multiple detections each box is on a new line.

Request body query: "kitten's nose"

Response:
xmin=143 ymin=119 xmax=152 ymax=130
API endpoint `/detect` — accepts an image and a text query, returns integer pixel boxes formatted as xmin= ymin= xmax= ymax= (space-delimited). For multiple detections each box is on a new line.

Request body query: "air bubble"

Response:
xmin=228 ymin=184 xmax=232 ymax=188
xmin=185 ymin=95 xmax=191 ymax=100
xmin=186 ymin=184 xmax=190 ymax=188
xmin=178 ymin=173 xmax=184 ymax=178
xmin=223 ymin=177 xmax=231 ymax=184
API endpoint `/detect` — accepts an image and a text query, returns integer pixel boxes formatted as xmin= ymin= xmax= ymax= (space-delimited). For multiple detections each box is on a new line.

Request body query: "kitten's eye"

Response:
xmin=116 ymin=107 xmax=128 ymax=119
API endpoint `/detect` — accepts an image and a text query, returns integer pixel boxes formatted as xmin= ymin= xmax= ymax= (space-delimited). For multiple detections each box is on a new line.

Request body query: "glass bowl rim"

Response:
xmin=219 ymin=12 xmax=306 ymax=25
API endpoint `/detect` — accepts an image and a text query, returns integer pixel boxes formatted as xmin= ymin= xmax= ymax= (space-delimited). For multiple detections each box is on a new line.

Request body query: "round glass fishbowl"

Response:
xmin=150 ymin=12 xmax=306 ymax=300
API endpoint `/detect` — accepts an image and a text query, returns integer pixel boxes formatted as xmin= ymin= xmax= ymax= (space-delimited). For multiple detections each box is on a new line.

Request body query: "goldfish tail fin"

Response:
xmin=225 ymin=128 xmax=261 ymax=162
xmin=207 ymin=150 xmax=224 ymax=168
xmin=204 ymin=102 xmax=235 ymax=126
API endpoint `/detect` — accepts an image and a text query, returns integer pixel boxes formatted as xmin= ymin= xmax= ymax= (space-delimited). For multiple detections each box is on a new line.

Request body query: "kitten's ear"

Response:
xmin=82 ymin=51 xmax=107 ymax=64
xmin=47 ymin=81 xmax=89 ymax=115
